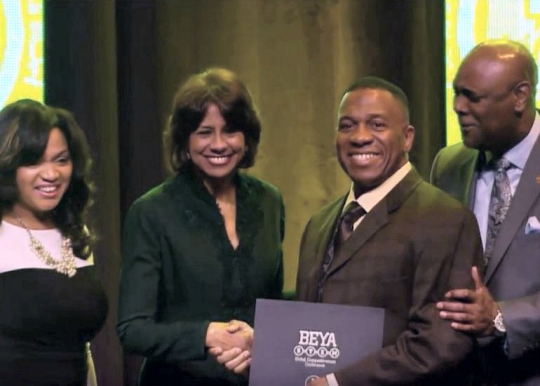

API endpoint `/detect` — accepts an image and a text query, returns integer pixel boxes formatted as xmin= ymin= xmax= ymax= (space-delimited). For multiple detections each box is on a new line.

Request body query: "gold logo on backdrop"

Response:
xmin=0 ymin=0 xmax=43 ymax=106
xmin=445 ymin=0 xmax=540 ymax=146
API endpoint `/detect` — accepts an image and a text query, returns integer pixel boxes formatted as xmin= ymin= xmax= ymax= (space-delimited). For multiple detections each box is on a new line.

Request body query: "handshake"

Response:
xmin=205 ymin=320 xmax=254 ymax=376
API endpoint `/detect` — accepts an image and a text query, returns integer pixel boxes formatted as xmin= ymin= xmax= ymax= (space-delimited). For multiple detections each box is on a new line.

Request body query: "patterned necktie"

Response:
xmin=336 ymin=201 xmax=367 ymax=248
xmin=317 ymin=201 xmax=366 ymax=301
xmin=484 ymin=157 xmax=512 ymax=264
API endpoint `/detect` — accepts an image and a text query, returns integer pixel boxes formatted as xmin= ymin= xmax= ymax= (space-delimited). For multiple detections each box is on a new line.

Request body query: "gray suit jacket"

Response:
xmin=297 ymin=168 xmax=484 ymax=385
xmin=431 ymin=136 xmax=540 ymax=385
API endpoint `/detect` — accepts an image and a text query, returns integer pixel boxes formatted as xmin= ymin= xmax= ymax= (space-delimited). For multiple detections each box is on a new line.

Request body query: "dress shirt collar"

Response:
xmin=492 ymin=111 xmax=540 ymax=171
xmin=343 ymin=161 xmax=412 ymax=213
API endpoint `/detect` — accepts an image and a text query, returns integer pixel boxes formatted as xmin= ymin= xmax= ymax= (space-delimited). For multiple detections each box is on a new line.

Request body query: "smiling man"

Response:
xmin=296 ymin=77 xmax=484 ymax=385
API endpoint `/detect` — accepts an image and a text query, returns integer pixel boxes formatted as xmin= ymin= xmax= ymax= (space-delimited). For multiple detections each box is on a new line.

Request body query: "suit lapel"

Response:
xmin=463 ymin=155 xmax=480 ymax=211
xmin=485 ymin=136 xmax=540 ymax=282
xmin=305 ymin=197 xmax=345 ymax=300
xmin=326 ymin=203 xmax=388 ymax=276
xmin=457 ymin=149 xmax=480 ymax=210
xmin=326 ymin=169 xmax=423 ymax=276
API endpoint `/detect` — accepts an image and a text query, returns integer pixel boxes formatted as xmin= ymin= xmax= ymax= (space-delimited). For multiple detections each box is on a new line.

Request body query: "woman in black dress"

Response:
xmin=0 ymin=100 xmax=108 ymax=385
xmin=117 ymin=68 xmax=285 ymax=385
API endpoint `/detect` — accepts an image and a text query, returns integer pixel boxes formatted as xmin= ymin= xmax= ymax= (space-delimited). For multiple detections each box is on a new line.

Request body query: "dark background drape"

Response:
xmin=44 ymin=1 xmax=446 ymax=384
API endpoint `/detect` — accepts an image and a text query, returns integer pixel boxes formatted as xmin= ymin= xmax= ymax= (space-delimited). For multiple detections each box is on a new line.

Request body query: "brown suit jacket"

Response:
xmin=296 ymin=168 xmax=484 ymax=385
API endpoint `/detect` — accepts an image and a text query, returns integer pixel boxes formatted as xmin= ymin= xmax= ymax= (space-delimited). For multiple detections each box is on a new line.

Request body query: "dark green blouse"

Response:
xmin=117 ymin=167 xmax=284 ymax=385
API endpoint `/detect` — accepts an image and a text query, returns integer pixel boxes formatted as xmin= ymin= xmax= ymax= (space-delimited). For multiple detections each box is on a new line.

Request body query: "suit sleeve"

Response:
xmin=270 ymin=193 xmax=286 ymax=300
xmin=499 ymin=293 xmax=540 ymax=359
xmin=334 ymin=209 xmax=484 ymax=385
xmin=429 ymin=149 xmax=443 ymax=185
xmin=116 ymin=200 xmax=210 ymax=362
xmin=295 ymin=218 xmax=316 ymax=302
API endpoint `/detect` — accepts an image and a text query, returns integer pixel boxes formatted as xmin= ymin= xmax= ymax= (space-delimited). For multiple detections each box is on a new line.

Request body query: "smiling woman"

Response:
xmin=14 ymin=128 xmax=72 ymax=221
xmin=0 ymin=99 xmax=108 ymax=385
xmin=117 ymin=68 xmax=285 ymax=386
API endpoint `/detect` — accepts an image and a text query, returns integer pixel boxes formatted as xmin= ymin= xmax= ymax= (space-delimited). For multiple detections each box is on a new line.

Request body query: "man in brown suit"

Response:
xmin=296 ymin=77 xmax=484 ymax=385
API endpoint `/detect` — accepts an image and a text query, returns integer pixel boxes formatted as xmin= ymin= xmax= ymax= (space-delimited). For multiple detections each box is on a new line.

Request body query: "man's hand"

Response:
xmin=205 ymin=320 xmax=253 ymax=351
xmin=207 ymin=320 xmax=254 ymax=375
xmin=208 ymin=346 xmax=251 ymax=375
xmin=436 ymin=266 xmax=499 ymax=337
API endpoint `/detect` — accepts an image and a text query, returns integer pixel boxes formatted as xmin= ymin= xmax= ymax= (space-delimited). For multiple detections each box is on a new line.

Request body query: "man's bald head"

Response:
xmin=467 ymin=40 xmax=537 ymax=99
xmin=453 ymin=40 xmax=537 ymax=156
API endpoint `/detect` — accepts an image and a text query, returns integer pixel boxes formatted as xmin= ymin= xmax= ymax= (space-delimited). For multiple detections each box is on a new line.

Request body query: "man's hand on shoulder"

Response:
xmin=436 ymin=266 xmax=499 ymax=337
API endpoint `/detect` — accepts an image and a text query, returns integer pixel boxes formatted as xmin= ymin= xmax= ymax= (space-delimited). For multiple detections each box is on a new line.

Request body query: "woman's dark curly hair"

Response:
xmin=0 ymin=99 xmax=95 ymax=259
xmin=163 ymin=67 xmax=262 ymax=172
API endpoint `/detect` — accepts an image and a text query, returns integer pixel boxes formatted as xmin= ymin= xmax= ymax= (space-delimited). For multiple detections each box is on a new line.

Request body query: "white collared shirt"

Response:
xmin=342 ymin=161 xmax=412 ymax=229
xmin=474 ymin=112 xmax=540 ymax=249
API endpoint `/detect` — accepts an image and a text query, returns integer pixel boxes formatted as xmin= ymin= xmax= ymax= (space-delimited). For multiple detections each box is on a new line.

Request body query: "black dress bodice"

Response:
xmin=0 ymin=266 xmax=108 ymax=385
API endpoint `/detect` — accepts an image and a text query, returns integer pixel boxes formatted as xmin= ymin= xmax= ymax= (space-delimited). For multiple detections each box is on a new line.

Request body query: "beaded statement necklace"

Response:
xmin=16 ymin=217 xmax=77 ymax=278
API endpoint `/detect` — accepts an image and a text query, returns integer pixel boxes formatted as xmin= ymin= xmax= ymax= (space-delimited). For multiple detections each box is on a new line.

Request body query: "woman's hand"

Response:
xmin=205 ymin=320 xmax=253 ymax=351
xmin=206 ymin=320 xmax=253 ymax=375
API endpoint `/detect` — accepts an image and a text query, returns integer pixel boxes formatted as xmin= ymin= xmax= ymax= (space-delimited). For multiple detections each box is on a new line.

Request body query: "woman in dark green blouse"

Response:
xmin=117 ymin=68 xmax=284 ymax=386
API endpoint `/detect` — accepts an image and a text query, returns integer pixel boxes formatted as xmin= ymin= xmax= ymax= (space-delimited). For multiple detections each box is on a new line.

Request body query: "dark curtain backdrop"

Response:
xmin=44 ymin=1 xmax=445 ymax=384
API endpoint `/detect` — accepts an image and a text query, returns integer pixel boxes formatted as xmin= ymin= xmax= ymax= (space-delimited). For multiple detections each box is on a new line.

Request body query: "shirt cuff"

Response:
xmin=326 ymin=373 xmax=339 ymax=386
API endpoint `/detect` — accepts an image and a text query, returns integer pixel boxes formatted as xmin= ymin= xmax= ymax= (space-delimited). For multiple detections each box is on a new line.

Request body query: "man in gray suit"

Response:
xmin=431 ymin=40 xmax=540 ymax=385
xmin=297 ymin=77 xmax=483 ymax=385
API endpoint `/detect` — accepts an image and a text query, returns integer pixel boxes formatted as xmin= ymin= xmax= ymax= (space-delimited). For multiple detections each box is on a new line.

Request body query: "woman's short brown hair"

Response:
xmin=164 ymin=68 xmax=261 ymax=171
